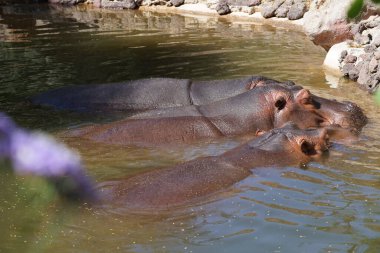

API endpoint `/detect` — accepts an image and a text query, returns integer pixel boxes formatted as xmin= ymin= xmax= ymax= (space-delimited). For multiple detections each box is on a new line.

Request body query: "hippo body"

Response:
xmin=101 ymin=125 xmax=329 ymax=212
xmin=65 ymin=85 xmax=331 ymax=146
xmin=32 ymin=76 xmax=278 ymax=112
xmin=34 ymin=76 xmax=367 ymax=133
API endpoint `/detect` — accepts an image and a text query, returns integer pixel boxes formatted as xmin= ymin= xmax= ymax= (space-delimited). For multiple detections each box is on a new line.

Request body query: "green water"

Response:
xmin=0 ymin=4 xmax=379 ymax=253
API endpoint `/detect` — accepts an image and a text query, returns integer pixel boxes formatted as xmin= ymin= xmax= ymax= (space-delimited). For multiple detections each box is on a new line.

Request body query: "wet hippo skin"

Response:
xmin=33 ymin=76 xmax=367 ymax=132
xmin=31 ymin=76 xmax=275 ymax=112
xmin=63 ymin=85 xmax=335 ymax=147
xmin=99 ymin=124 xmax=329 ymax=212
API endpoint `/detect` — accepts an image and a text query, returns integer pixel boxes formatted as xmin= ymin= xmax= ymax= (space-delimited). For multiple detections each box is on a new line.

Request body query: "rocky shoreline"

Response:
xmin=2 ymin=0 xmax=380 ymax=93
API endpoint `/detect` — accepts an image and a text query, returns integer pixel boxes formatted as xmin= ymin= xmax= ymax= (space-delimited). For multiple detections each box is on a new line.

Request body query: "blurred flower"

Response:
xmin=0 ymin=112 xmax=97 ymax=202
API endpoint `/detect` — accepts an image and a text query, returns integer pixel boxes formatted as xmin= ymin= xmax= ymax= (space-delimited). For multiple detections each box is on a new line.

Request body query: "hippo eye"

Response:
xmin=275 ymin=97 xmax=286 ymax=111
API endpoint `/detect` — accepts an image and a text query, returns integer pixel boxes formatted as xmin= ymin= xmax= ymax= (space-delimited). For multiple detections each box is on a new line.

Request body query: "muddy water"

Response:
xmin=0 ymin=4 xmax=379 ymax=253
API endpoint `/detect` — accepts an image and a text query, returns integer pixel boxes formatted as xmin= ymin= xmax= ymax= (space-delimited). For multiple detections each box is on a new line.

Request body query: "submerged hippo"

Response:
xmin=32 ymin=76 xmax=275 ymax=112
xmin=99 ymin=124 xmax=329 ymax=212
xmin=64 ymin=84 xmax=362 ymax=147
xmin=33 ymin=76 xmax=367 ymax=131
xmin=0 ymin=112 xmax=330 ymax=211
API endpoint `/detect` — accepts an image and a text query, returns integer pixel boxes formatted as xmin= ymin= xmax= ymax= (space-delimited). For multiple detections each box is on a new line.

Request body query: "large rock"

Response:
xmin=226 ymin=0 xmax=260 ymax=6
xmin=303 ymin=0 xmax=353 ymax=50
xmin=95 ymin=0 xmax=138 ymax=9
xmin=170 ymin=0 xmax=184 ymax=7
xmin=274 ymin=0 xmax=291 ymax=18
xmin=261 ymin=0 xmax=285 ymax=18
xmin=216 ymin=0 xmax=231 ymax=15
xmin=49 ymin=0 xmax=85 ymax=4
xmin=287 ymin=1 xmax=307 ymax=20
xmin=0 ymin=0 xmax=47 ymax=3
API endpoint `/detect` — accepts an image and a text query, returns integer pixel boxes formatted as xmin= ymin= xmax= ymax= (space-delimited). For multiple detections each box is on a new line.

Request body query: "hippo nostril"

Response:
xmin=343 ymin=101 xmax=360 ymax=112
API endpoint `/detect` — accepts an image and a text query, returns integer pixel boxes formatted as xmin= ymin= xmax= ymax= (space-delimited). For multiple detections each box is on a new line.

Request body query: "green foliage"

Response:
xmin=348 ymin=0 xmax=380 ymax=19
xmin=348 ymin=0 xmax=364 ymax=19
xmin=376 ymin=89 xmax=380 ymax=105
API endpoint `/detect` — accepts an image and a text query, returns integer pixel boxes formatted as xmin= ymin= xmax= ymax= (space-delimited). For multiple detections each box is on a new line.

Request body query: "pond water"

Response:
xmin=0 ymin=4 xmax=380 ymax=253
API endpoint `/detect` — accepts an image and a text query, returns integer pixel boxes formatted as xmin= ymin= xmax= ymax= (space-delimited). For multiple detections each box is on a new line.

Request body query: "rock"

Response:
xmin=366 ymin=20 xmax=380 ymax=29
xmin=206 ymin=0 xmax=219 ymax=9
xmin=275 ymin=0 xmax=291 ymax=18
xmin=0 ymin=0 xmax=47 ymax=3
xmin=360 ymin=53 xmax=372 ymax=62
xmin=261 ymin=0 xmax=285 ymax=18
xmin=351 ymin=23 xmax=366 ymax=35
xmin=360 ymin=73 xmax=380 ymax=93
xmin=369 ymin=57 xmax=378 ymax=73
xmin=261 ymin=5 xmax=277 ymax=18
xmin=342 ymin=63 xmax=355 ymax=77
xmin=355 ymin=60 xmax=365 ymax=72
xmin=303 ymin=0 xmax=354 ymax=50
xmin=323 ymin=41 xmax=367 ymax=82
xmin=287 ymin=2 xmax=307 ymax=20
xmin=364 ymin=44 xmax=376 ymax=53
xmin=48 ymin=0 xmax=85 ymax=4
xmin=344 ymin=55 xmax=357 ymax=64
xmin=373 ymin=36 xmax=380 ymax=48
xmin=367 ymin=28 xmax=380 ymax=44
xmin=230 ymin=5 xmax=241 ymax=12
xmin=170 ymin=0 xmax=184 ymax=7
xmin=275 ymin=5 xmax=289 ymax=18
xmin=226 ymin=0 xmax=259 ymax=6
xmin=357 ymin=60 xmax=370 ymax=87
xmin=248 ymin=0 xmax=260 ymax=6
xmin=216 ymin=0 xmax=231 ymax=15
xmin=147 ymin=0 xmax=167 ymax=5
xmin=100 ymin=0 xmax=138 ymax=9
xmin=239 ymin=6 xmax=255 ymax=14
xmin=354 ymin=33 xmax=371 ymax=45
xmin=374 ymin=51 xmax=380 ymax=60
xmin=339 ymin=50 xmax=348 ymax=63
xmin=348 ymin=67 xmax=360 ymax=81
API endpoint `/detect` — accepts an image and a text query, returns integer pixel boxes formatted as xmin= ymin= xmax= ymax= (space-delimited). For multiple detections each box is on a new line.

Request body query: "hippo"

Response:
xmin=99 ymin=124 xmax=329 ymax=212
xmin=31 ymin=76 xmax=276 ymax=112
xmin=32 ymin=76 xmax=367 ymax=131
xmin=0 ymin=113 xmax=330 ymax=211
xmin=63 ymin=84 xmax=361 ymax=147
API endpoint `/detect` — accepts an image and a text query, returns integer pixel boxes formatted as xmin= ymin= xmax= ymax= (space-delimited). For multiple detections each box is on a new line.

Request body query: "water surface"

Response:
xmin=0 ymin=4 xmax=379 ymax=253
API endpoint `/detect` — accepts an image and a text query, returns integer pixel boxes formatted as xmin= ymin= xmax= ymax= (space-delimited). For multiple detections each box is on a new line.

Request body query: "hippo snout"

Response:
xmin=338 ymin=101 xmax=368 ymax=130
xmin=305 ymin=128 xmax=330 ymax=155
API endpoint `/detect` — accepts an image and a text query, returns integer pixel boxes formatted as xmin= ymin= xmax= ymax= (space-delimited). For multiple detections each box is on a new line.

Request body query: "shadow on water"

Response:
xmin=0 ymin=3 xmax=380 ymax=253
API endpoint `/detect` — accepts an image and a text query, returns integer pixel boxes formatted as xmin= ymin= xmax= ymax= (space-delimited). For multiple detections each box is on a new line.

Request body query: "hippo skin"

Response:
xmin=32 ymin=76 xmax=273 ymax=112
xmin=33 ymin=76 xmax=367 ymax=132
xmin=99 ymin=124 xmax=329 ymax=212
xmin=64 ymin=82 xmax=366 ymax=147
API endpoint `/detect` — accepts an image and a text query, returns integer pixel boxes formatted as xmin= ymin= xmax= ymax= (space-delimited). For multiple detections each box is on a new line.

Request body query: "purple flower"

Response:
xmin=0 ymin=112 xmax=97 ymax=202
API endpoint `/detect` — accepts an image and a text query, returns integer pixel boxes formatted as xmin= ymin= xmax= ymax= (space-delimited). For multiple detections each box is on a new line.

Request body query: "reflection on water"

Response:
xmin=0 ymin=3 xmax=379 ymax=253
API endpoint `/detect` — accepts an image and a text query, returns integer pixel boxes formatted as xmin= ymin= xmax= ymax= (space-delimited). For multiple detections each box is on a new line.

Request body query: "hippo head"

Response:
xmin=261 ymin=86 xmax=330 ymax=131
xmin=250 ymin=123 xmax=330 ymax=163
xmin=252 ymin=82 xmax=367 ymax=132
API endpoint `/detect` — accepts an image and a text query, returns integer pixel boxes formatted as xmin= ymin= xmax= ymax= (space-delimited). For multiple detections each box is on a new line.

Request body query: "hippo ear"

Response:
xmin=296 ymin=89 xmax=312 ymax=104
xmin=275 ymin=97 xmax=286 ymax=111
xmin=255 ymin=129 xmax=266 ymax=136
xmin=246 ymin=80 xmax=265 ymax=90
